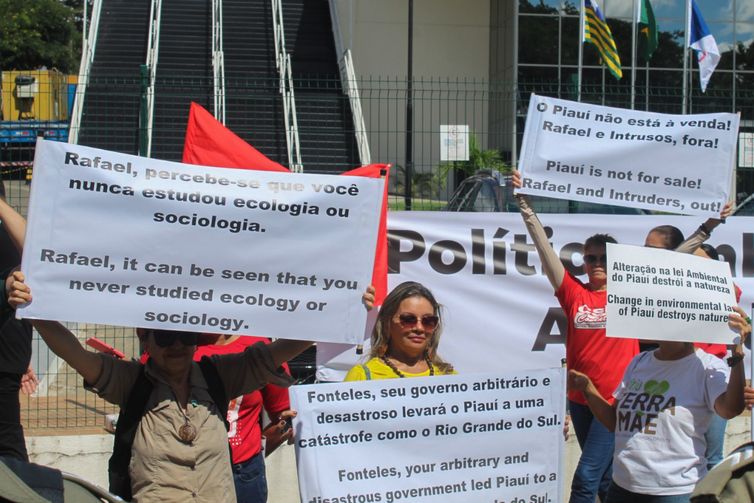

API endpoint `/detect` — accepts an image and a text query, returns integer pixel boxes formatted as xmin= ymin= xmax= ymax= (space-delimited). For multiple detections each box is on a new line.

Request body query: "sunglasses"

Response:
xmin=396 ymin=313 xmax=439 ymax=331
xmin=151 ymin=330 xmax=199 ymax=348
xmin=583 ymin=254 xmax=607 ymax=265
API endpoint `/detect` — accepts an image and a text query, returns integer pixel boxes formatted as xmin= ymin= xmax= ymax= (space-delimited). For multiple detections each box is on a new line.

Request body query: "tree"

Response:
xmin=390 ymin=165 xmax=438 ymax=200
xmin=0 ymin=0 xmax=81 ymax=73
xmin=434 ymin=135 xmax=510 ymax=197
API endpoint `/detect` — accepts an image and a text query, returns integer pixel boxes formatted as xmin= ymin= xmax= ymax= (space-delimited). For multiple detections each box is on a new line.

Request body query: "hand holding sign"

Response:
xmin=20 ymin=140 xmax=383 ymax=344
xmin=517 ymin=94 xmax=738 ymax=216
xmin=606 ymin=243 xmax=738 ymax=344
xmin=727 ymin=305 xmax=752 ymax=347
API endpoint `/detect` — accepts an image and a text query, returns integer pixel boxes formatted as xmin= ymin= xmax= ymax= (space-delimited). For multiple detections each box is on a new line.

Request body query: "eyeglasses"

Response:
xmin=396 ymin=313 xmax=439 ymax=331
xmin=583 ymin=254 xmax=607 ymax=265
xmin=151 ymin=330 xmax=199 ymax=348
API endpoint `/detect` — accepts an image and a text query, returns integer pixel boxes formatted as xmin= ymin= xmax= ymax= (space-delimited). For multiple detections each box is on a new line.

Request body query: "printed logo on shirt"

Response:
xmin=616 ymin=379 xmax=676 ymax=435
xmin=227 ymin=395 xmax=243 ymax=444
xmin=573 ymin=305 xmax=607 ymax=329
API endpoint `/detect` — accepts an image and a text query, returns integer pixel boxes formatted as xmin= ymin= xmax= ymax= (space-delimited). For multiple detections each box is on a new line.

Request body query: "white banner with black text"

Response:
xmin=291 ymin=369 xmax=565 ymax=503
xmin=517 ymin=94 xmax=739 ymax=216
xmin=19 ymin=139 xmax=383 ymax=344
xmin=316 ymin=212 xmax=754 ymax=381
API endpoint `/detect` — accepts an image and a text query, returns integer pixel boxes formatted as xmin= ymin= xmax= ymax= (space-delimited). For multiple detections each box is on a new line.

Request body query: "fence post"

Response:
xmin=138 ymin=64 xmax=149 ymax=157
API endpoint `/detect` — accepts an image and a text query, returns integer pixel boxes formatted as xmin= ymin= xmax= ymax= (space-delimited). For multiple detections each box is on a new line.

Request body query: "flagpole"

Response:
xmin=578 ymin=0 xmax=585 ymax=102
xmin=631 ymin=0 xmax=638 ymax=110
xmin=682 ymin=0 xmax=691 ymax=114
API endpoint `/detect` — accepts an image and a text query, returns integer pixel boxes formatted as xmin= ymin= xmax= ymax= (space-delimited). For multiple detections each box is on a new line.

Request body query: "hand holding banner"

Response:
xmin=606 ymin=243 xmax=738 ymax=344
xmin=19 ymin=140 xmax=383 ymax=344
xmin=517 ymin=94 xmax=738 ymax=216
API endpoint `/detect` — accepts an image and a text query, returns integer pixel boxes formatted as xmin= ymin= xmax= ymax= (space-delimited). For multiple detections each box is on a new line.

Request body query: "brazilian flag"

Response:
xmin=639 ymin=0 xmax=658 ymax=61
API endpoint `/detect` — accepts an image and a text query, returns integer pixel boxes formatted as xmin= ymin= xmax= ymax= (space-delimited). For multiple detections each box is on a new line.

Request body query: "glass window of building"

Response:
xmin=519 ymin=15 xmax=559 ymax=65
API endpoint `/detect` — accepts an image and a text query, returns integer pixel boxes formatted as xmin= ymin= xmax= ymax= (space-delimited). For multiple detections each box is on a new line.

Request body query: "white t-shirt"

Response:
xmin=612 ymin=348 xmax=729 ymax=496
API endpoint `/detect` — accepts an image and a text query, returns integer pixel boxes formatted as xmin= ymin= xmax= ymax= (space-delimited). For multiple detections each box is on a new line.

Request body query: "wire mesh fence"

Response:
xmin=2 ymin=72 xmax=754 ymax=432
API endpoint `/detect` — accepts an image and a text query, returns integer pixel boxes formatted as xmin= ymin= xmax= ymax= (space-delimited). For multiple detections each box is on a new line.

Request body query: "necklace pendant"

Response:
xmin=179 ymin=422 xmax=197 ymax=443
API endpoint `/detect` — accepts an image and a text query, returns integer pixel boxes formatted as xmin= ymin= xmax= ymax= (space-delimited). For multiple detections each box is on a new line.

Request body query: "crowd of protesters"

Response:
xmin=1 ymin=167 xmax=753 ymax=503
xmin=514 ymin=171 xmax=751 ymax=502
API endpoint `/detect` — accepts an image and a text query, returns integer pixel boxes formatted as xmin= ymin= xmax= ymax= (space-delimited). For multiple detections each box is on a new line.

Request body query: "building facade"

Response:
xmin=336 ymin=0 xmax=754 ymax=199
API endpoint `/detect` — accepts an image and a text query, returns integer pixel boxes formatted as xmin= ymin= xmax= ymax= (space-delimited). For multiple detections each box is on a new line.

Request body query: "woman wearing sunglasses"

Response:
xmin=344 ymin=282 xmax=454 ymax=380
xmin=6 ymin=270 xmax=311 ymax=502
xmin=512 ymin=171 xmax=729 ymax=503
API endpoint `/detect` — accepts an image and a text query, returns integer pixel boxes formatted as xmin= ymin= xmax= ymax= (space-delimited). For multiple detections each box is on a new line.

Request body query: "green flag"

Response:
xmin=639 ymin=0 xmax=658 ymax=61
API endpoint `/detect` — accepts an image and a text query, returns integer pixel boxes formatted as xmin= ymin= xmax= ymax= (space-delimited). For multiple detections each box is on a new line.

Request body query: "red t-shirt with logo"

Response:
xmin=556 ymin=272 xmax=639 ymax=405
xmin=194 ymin=337 xmax=291 ymax=464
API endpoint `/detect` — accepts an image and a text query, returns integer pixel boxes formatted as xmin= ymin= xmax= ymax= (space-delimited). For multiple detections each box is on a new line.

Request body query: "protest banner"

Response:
xmin=291 ymin=369 xmax=565 ymax=503
xmin=316 ymin=212 xmax=754 ymax=381
xmin=517 ymin=94 xmax=739 ymax=216
xmin=606 ymin=243 xmax=738 ymax=344
xmin=18 ymin=139 xmax=383 ymax=344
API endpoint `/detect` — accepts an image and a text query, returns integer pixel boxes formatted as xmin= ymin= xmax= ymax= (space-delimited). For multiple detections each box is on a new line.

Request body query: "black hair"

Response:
xmin=648 ymin=225 xmax=684 ymax=250
xmin=368 ymin=281 xmax=453 ymax=373
xmin=699 ymin=243 xmax=719 ymax=260
xmin=583 ymin=233 xmax=617 ymax=249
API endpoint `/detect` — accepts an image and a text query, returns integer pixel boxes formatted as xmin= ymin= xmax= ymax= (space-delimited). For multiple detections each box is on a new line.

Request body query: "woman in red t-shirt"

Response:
xmin=515 ymin=172 xmax=631 ymax=503
xmin=513 ymin=171 xmax=730 ymax=503
xmin=194 ymin=336 xmax=294 ymax=503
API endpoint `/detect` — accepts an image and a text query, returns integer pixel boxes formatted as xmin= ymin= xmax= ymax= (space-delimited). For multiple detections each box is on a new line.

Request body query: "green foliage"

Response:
xmin=388 ymin=164 xmax=448 ymax=211
xmin=391 ymin=164 xmax=444 ymax=200
xmin=0 ymin=0 xmax=81 ymax=73
xmin=438 ymin=135 xmax=510 ymax=187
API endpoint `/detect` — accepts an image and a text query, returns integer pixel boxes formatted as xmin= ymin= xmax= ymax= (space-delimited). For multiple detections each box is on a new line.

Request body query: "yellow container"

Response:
xmin=1 ymin=69 xmax=70 ymax=122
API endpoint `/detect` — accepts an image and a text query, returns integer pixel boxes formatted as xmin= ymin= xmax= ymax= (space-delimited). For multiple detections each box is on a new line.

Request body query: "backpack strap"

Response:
xmin=108 ymin=366 xmax=153 ymax=500
xmin=361 ymin=364 xmax=372 ymax=380
xmin=108 ymin=359 xmax=231 ymax=499
xmin=198 ymin=356 xmax=230 ymax=431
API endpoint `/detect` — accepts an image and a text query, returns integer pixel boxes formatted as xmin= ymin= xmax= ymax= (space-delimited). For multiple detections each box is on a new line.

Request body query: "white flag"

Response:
xmin=688 ymin=0 xmax=720 ymax=92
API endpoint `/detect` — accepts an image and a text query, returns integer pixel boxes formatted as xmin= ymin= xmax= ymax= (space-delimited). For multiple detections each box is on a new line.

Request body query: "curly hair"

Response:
xmin=368 ymin=281 xmax=453 ymax=373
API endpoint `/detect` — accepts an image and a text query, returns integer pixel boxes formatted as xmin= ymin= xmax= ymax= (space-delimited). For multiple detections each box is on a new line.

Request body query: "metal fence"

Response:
xmin=0 ymin=175 xmax=131 ymax=435
xmin=3 ymin=74 xmax=754 ymax=432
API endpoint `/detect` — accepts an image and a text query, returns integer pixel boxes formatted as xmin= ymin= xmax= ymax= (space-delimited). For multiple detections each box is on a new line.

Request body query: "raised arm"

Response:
xmin=8 ymin=271 xmax=103 ymax=385
xmin=676 ymin=201 xmax=732 ymax=254
xmin=568 ymin=369 xmax=617 ymax=431
xmin=513 ymin=171 xmax=565 ymax=290
xmin=714 ymin=306 xmax=750 ymax=419
xmin=264 ymin=340 xmax=312 ymax=368
xmin=0 ymin=198 xmax=26 ymax=253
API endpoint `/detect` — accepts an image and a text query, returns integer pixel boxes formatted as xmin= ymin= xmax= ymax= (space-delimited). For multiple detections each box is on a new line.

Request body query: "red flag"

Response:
xmin=182 ymin=103 xmax=390 ymax=306
xmin=182 ymin=102 xmax=289 ymax=172
xmin=341 ymin=164 xmax=391 ymax=306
